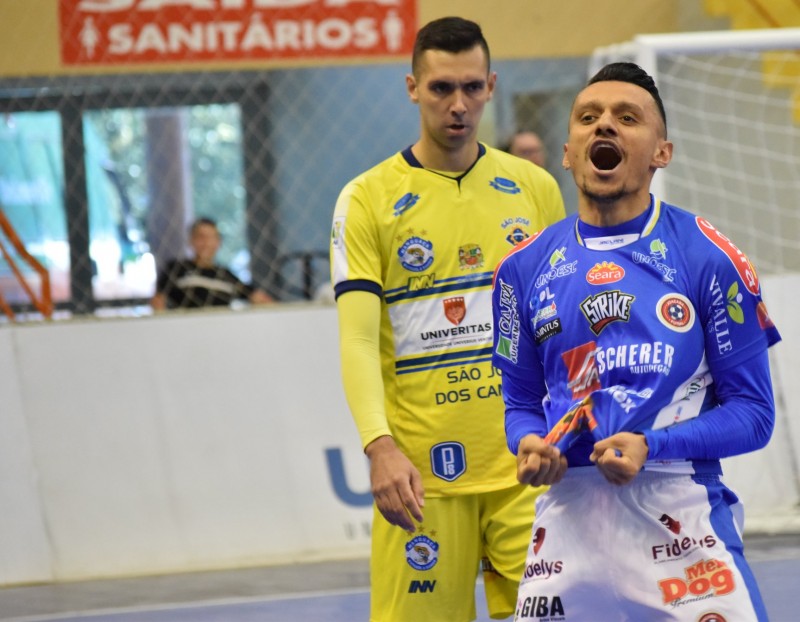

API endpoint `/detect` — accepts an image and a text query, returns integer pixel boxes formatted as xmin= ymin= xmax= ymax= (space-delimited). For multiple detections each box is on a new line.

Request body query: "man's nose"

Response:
xmin=595 ymin=111 xmax=618 ymax=134
xmin=451 ymin=90 xmax=467 ymax=114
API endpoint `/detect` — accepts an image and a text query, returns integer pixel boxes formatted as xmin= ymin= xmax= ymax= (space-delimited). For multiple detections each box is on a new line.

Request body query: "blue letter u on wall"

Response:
xmin=325 ymin=447 xmax=372 ymax=506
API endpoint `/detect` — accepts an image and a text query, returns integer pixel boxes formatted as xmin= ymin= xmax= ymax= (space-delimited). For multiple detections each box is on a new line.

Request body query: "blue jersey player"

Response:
xmin=491 ymin=62 xmax=781 ymax=621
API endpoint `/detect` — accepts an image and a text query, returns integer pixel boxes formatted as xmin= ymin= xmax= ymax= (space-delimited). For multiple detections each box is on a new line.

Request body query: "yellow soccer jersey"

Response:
xmin=331 ymin=144 xmax=565 ymax=495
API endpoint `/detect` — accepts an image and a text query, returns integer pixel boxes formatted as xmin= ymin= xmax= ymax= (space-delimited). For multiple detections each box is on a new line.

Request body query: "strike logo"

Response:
xmin=580 ymin=290 xmax=635 ymax=335
xmin=658 ymin=558 xmax=735 ymax=604
xmin=586 ymin=261 xmax=624 ymax=285
xmin=696 ymin=217 xmax=759 ymax=296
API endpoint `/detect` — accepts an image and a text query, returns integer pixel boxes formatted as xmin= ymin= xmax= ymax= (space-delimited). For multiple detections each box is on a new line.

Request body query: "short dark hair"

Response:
xmin=588 ymin=62 xmax=667 ymax=135
xmin=411 ymin=17 xmax=490 ymax=77
xmin=189 ymin=217 xmax=218 ymax=235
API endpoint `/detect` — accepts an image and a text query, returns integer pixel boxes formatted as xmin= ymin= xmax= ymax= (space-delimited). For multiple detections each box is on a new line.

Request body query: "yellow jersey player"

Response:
xmin=330 ymin=17 xmax=565 ymax=622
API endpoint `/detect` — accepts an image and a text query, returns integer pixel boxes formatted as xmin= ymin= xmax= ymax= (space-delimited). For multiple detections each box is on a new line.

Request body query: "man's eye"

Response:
xmin=431 ymin=83 xmax=452 ymax=94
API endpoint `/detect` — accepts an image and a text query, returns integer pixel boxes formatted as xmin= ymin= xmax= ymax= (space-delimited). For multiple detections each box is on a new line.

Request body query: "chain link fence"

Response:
xmin=0 ymin=56 xmax=586 ymax=317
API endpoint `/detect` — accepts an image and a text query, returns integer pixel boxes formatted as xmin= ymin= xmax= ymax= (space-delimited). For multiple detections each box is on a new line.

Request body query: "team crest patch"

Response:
xmin=443 ymin=297 xmax=466 ymax=326
xmin=406 ymin=535 xmax=439 ymax=571
xmin=398 ymin=236 xmax=434 ymax=272
xmin=458 ymin=244 xmax=484 ymax=269
xmin=506 ymin=226 xmax=529 ymax=245
xmin=656 ymin=293 xmax=695 ymax=332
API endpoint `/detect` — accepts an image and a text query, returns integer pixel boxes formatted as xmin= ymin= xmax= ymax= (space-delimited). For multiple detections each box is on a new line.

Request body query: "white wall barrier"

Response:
xmin=0 ymin=305 xmax=373 ymax=585
xmin=0 ymin=275 xmax=797 ymax=585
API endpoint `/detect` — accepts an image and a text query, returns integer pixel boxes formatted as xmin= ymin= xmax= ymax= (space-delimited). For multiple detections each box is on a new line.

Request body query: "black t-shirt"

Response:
xmin=156 ymin=259 xmax=255 ymax=309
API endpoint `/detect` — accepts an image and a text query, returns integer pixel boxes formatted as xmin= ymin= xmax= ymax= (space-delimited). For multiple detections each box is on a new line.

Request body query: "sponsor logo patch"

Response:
xmin=489 ymin=177 xmax=521 ymax=194
xmin=696 ymin=217 xmax=759 ymax=295
xmin=331 ymin=216 xmax=344 ymax=248
xmin=393 ymin=192 xmax=420 ymax=216
xmin=535 ymin=247 xmax=577 ymax=288
xmin=534 ymin=318 xmax=562 ymax=345
xmin=533 ymin=527 xmax=546 ymax=555
xmin=756 ymin=301 xmax=775 ymax=330
xmin=443 ymin=296 xmax=466 ymax=326
xmin=580 ymin=290 xmax=635 ymax=335
xmin=515 ymin=595 xmax=566 ymax=619
xmin=430 ymin=441 xmax=466 ymax=482
xmin=658 ymin=558 xmax=736 ymax=606
xmin=496 ymin=279 xmax=520 ymax=363
xmin=562 ymin=341 xmax=601 ymax=399
xmin=586 ymin=261 xmax=625 ymax=285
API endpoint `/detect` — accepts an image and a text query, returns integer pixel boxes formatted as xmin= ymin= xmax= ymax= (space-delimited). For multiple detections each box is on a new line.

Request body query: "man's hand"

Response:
xmin=365 ymin=436 xmax=424 ymax=532
xmin=590 ymin=432 xmax=649 ymax=485
xmin=516 ymin=434 xmax=567 ymax=487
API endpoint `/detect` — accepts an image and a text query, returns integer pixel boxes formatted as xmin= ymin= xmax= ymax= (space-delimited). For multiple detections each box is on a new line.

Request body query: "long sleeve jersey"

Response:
xmin=491 ymin=196 xmax=781 ymax=475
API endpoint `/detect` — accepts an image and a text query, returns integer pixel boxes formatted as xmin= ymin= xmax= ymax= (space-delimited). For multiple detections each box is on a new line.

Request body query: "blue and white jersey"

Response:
xmin=492 ymin=195 xmax=781 ymax=475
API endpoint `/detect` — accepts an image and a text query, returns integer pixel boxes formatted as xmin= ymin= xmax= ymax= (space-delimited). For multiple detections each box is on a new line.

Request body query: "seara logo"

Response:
xmin=586 ymin=261 xmax=624 ymax=285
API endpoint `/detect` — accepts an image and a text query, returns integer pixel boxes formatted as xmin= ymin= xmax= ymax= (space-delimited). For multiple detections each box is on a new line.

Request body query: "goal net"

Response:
xmin=593 ymin=29 xmax=800 ymax=532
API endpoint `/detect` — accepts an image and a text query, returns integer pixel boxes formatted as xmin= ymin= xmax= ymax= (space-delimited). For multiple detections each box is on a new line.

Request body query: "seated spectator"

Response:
xmin=151 ymin=217 xmax=273 ymax=310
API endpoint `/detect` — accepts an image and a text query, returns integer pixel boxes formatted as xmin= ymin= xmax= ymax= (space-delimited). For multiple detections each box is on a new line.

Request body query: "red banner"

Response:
xmin=59 ymin=0 xmax=417 ymax=66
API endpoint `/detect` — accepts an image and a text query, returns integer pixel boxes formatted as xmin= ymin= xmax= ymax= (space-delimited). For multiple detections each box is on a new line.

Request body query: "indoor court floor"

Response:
xmin=1 ymin=533 xmax=798 ymax=622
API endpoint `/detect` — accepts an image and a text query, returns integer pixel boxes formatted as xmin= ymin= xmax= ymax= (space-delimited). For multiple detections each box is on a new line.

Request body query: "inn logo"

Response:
xmin=408 ymin=579 xmax=436 ymax=593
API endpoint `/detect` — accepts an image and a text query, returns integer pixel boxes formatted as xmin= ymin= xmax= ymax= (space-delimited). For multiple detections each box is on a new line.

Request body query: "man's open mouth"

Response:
xmin=590 ymin=142 xmax=622 ymax=171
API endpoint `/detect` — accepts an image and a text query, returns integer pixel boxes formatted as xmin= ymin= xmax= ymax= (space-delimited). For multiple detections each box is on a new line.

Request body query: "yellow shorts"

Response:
xmin=369 ymin=484 xmax=544 ymax=622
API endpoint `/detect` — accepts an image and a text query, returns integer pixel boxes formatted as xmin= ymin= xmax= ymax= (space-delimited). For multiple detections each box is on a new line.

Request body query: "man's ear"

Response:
xmin=486 ymin=71 xmax=497 ymax=101
xmin=653 ymin=139 xmax=673 ymax=169
xmin=406 ymin=74 xmax=419 ymax=104
xmin=562 ymin=143 xmax=570 ymax=170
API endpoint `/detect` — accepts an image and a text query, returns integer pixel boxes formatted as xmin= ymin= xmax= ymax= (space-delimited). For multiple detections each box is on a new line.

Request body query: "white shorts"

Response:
xmin=515 ymin=467 xmax=767 ymax=621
